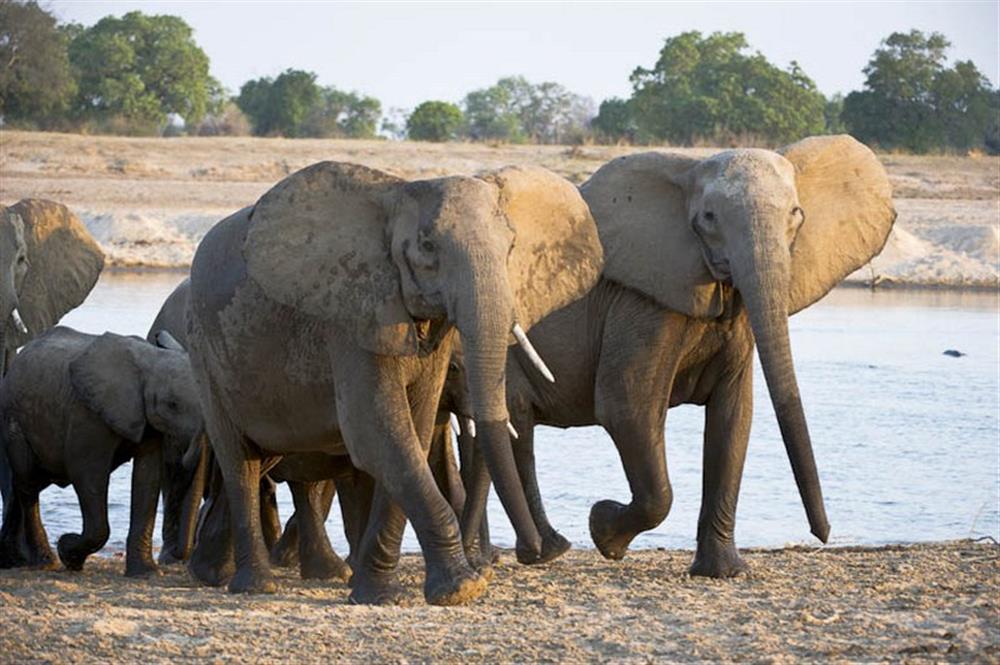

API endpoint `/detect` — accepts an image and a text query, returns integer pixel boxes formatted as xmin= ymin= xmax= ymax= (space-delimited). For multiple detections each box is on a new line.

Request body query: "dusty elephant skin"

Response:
xmin=185 ymin=161 xmax=603 ymax=604
xmin=0 ymin=541 xmax=994 ymax=662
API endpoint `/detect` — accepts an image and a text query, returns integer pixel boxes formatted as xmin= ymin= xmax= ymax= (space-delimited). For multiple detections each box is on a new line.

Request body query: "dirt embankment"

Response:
xmin=0 ymin=541 xmax=996 ymax=662
xmin=0 ymin=131 xmax=997 ymax=287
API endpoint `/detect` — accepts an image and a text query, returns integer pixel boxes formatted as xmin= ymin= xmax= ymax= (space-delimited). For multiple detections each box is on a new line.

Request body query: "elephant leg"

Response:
xmin=200 ymin=390 xmax=274 ymax=594
xmin=158 ymin=438 xmax=185 ymax=565
xmin=59 ymin=468 xmax=112 ymax=571
xmin=187 ymin=465 xmax=236 ymax=586
xmin=20 ymin=486 xmax=55 ymax=568
xmin=457 ymin=429 xmax=496 ymax=568
xmin=336 ymin=469 xmax=373 ymax=567
xmin=348 ymin=485 xmax=407 ymax=604
xmin=125 ymin=439 xmax=161 ymax=577
xmin=0 ymin=484 xmax=27 ymax=567
xmin=260 ymin=475 xmax=282 ymax=551
xmin=292 ymin=480 xmax=350 ymax=582
xmin=339 ymin=356 xmax=484 ymax=606
xmin=270 ymin=510 xmax=300 ymax=568
xmin=691 ymin=360 xmax=752 ymax=578
xmin=511 ymin=411 xmax=570 ymax=565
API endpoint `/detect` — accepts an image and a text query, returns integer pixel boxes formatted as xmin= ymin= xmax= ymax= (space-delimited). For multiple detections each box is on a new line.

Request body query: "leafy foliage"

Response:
xmin=843 ymin=30 xmax=998 ymax=152
xmin=463 ymin=76 xmax=593 ymax=144
xmin=0 ymin=0 xmax=76 ymax=126
xmin=627 ymin=31 xmax=826 ymax=145
xmin=67 ymin=10 xmax=220 ymax=130
xmin=591 ymin=97 xmax=636 ymax=142
xmin=407 ymin=100 xmax=464 ymax=141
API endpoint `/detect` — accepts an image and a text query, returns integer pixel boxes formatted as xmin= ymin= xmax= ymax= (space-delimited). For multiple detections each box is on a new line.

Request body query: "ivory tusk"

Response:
xmin=461 ymin=416 xmax=477 ymax=439
xmin=450 ymin=413 xmax=461 ymax=437
xmin=507 ymin=421 xmax=519 ymax=439
xmin=512 ymin=323 xmax=555 ymax=383
xmin=11 ymin=308 xmax=27 ymax=334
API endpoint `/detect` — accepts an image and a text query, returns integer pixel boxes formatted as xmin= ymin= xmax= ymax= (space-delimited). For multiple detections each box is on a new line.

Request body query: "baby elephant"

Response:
xmin=0 ymin=326 xmax=204 ymax=576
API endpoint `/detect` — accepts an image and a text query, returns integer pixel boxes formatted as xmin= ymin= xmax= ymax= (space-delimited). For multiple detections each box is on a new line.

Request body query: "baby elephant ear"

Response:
xmin=243 ymin=161 xmax=422 ymax=356
xmin=69 ymin=333 xmax=147 ymax=443
xmin=780 ymin=135 xmax=896 ymax=314
xmin=6 ymin=199 xmax=104 ymax=347
xmin=479 ymin=166 xmax=604 ymax=330
xmin=581 ymin=152 xmax=730 ymax=319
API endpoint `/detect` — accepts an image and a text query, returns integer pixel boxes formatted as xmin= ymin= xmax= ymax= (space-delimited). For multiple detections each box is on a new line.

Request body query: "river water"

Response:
xmin=33 ymin=273 xmax=1000 ymax=558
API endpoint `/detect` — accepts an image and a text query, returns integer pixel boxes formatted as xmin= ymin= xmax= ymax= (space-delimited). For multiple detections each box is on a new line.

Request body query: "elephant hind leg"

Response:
xmin=21 ymin=485 xmax=56 ymax=568
xmin=58 ymin=470 xmax=112 ymax=571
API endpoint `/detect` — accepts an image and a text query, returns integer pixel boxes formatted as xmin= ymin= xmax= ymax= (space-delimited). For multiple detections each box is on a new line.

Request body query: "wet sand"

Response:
xmin=0 ymin=541 xmax=996 ymax=662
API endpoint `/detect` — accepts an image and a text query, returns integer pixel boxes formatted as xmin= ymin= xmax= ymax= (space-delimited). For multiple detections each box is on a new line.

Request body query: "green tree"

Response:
xmin=302 ymin=87 xmax=381 ymax=138
xmin=627 ymin=31 xmax=826 ymax=145
xmin=236 ymin=68 xmax=320 ymax=137
xmin=463 ymin=76 xmax=529 ymax=142
xmin=0 ymin=1 xmax=76 ymax=126
xmin=463 ymin=76 xmax=593 ymax=143
xmin=407 ymin=100 xmax=464 ymax=141
xmin=824 ymin=93 xmax=846 ymax=134
xmin=842 ymin=30 xmax=997 ymax=152
xmin=592 ymin=97 xmax=636 ymax=142
xmin=68 ymin=11 xmax=219 ymax=131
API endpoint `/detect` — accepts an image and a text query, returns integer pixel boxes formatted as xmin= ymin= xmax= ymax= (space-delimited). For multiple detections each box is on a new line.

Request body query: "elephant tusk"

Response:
xmin=512 ymin=323 xmax=555 ymax=383
xmin=461 ymin=416 xmax=477 ymax=439
xmin=11 ymin=308 xmax=27 ymax=334
xmin=450 ymin=413 xmax=461 ymax=437
xmin=507 ymin=421 xmax=519 ymax=439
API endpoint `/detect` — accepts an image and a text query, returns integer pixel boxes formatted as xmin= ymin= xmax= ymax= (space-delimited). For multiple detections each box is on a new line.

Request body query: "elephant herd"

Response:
xmin=0 ymin=135 xmax=895 ymax=606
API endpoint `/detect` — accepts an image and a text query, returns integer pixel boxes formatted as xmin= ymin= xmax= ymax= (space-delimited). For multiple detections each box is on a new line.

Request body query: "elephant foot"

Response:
xmin=690 ymin=538 xmax=748 ymax=578
xmin=348 ymin=570 xmax=404 ymax=605
xmin=125 ymin=558 xmax=160 ymax=578
xmin=157 ymin=547 xmax=185 ymax=566
xmin=56 ymin=534 xmax=90 ymax=571
xmin=270 ymin=537 xmax=299 ymax=569
xmin=187 ymin=553 xmax=235 ymax=587
xmin=424 ymin=564 xmax=487 ymax=606
xmin=589 ymin=500 xmax=636 ymax=560
xmin=227 ymin=564 xmax=277 ymax=594
xmin=300 ymin=550 xmax=352 ymax=583
xmin=528 ymin=529 xmax=571 ymax=565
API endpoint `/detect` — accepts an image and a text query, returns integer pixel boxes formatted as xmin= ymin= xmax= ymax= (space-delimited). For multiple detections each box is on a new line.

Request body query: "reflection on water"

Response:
xmin=36 ymin=275 xmax=1000 ymax=558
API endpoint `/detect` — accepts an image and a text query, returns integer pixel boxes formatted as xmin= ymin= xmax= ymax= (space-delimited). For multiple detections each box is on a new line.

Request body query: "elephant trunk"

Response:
xmin=454 ymin=265 xmax=543 ymax=561
xmin=736 ymin=245 xmax=830 ymax=544
xmin=176 ymin=433 xmax=210 ymax=560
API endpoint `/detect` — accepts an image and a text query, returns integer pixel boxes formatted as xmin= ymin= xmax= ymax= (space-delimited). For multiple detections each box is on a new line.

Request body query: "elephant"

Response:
xmin=0 ymin=326 xmax=205 ymax=576
xmin=0 ymin=200 xmax=105 ymax=525
xmin=458 ymin=135 xmax=896 ymax=576
xmin=185 ymin=161 xmax=603 ymax=604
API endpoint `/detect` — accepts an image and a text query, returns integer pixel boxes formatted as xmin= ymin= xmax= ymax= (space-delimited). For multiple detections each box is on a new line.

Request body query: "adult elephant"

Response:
xmin=0 ymin=199 xmax=105 ymax=545
xmin=186 ymin=162 xmax=603 ymax=604
xmin=462 ymin=135 xmax=896 ymax=576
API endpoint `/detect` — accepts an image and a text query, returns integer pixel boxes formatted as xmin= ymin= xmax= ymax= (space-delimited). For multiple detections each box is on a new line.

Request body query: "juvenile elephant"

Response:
xmin=461 ymin=135 xmax=896 ymax=576
xmin=186 ymin=162 xmax=603 ymax=604
xmin=0 ymin=327 xmax=205 ymax=576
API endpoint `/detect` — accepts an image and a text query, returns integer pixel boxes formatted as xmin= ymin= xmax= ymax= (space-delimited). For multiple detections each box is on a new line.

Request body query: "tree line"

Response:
xmin=1 ymin=1 xmax=996 ymax=153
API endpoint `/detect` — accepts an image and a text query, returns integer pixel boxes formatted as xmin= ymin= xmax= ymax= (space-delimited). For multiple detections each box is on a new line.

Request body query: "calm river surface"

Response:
xmin=39 ymin=272 xmax=1000 ymax=556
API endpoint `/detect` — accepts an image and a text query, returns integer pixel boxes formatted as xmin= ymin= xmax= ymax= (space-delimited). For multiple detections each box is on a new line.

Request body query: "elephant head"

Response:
xmin=68 ymin=331 xmax=205 ymax=459
xmin=242 ymin=161 xmax=604 ymax=558
xmin=0 ymin=200 xmax=105 ymax=375
xmin=582 ymin=135 xmax=896 ymax=543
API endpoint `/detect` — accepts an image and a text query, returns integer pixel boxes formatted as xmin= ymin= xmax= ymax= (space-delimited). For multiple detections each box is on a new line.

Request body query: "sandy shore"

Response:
xmin=0 ymin=541 xmax=995 ymax=662
xmin=1 ymin=131 xmax=997 ymax=288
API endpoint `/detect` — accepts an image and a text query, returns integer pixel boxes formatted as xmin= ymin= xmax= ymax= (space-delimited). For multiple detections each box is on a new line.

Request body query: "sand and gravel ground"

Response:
xmin=0 ymin=541 xmax=996 ymax=663
xmin=1 ymin=131 xmax=997 ymax=286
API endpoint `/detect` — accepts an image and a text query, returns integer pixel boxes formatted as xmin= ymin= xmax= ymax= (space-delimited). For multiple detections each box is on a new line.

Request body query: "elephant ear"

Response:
xmin=6 ymin=200 xmax=105 ymax=347
xmin=479 ymin=166 xmax=604 ymax=330
xmin=69 ymin=333 xmax=147 ymax=443
xmin=780 ymin=135 xmax=896 ymax=314
xmin=580 ymin=152 xmax=730 ymax=319
xmin=243 ymin=161 xmax=422 ymax=356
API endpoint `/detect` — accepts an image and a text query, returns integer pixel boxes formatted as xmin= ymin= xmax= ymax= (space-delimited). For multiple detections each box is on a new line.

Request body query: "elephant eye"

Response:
xmin=703 ymin=211 xmax=716 ymax=223
xmin=16 ymin=255 xmax=27 ymax=265
xmin=420 ymin=239 xmax=435 ymax=253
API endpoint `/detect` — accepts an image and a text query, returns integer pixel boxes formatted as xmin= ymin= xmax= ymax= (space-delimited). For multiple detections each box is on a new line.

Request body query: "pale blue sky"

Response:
xmin=51 ymin=1 xmax=999 ymax=111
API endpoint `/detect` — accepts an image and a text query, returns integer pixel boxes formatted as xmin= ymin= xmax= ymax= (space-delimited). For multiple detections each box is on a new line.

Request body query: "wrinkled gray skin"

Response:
xmin=0 ymin=327 xmax=203 ymax=576
xmin=186 ymin=163 xmax=602 ymax=605
xmin=464 ymin=145 xmax=893 ymax=576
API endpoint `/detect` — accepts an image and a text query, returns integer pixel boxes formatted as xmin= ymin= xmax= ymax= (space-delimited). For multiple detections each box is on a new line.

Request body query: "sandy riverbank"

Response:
xmin=1 ymin=131 xmax=997 ymax=288
xmin=0 ymin=541 xmax=995 ymax=662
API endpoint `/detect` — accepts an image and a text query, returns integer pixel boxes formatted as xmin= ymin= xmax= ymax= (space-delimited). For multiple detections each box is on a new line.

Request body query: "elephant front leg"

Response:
xmin=691 ymin=361 xmax=752 ymax=578
xmin=125 ymin=440 xmax=161 ymax=577
xmin=291 ymin=480 xmax=350 ymax=582
xmin=511 ymin=411 xmax=571 ymax=564
xmin=59 ymin=470 xmax=112 ymax=571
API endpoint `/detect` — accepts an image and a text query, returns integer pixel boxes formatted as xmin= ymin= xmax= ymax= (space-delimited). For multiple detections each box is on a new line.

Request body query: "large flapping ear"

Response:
xmin=69 ymin=333 xmax=147 ymax=443
xmin=580 ymin=152 xmax=729 ymax=319
xmin=780 ymin=135 xmax=896 ymax=314
xmin=478 ymin=166 xmax=604 ymax=330
xmin=6 ymin=200 xmax=105 ymax=347
xmin=243 ymin=161 xmax=423 ymax=356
